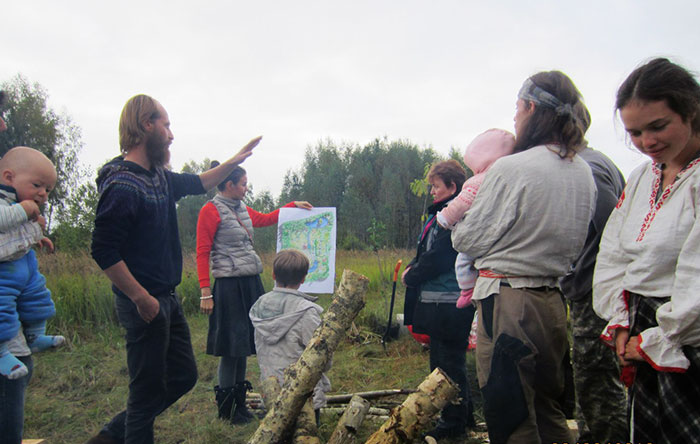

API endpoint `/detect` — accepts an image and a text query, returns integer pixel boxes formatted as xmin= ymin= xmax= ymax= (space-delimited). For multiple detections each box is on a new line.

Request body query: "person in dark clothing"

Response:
xmin=402 ymin=159 xmax=476 ymax=440
xmin=86 ymin=94 xmax=260 ymax=444
xmin=560 ymin=104 xmax=627 ymax=443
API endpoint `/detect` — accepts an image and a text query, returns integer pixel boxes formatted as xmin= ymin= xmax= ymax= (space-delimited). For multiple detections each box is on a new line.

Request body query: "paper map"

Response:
xmin=276 ymin=207 xmax=336 ymax=293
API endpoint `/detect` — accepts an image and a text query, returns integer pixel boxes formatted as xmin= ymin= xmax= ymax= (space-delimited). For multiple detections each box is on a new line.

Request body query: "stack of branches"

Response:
xmin=247 ymin=269 xmax=460 ymax=444
xmin=322 ymin=389 xmax=417 ymax=424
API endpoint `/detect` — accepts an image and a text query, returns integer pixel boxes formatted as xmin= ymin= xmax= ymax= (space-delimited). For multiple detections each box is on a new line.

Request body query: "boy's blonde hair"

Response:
xmin=273 ymin=249 xmax=309 ymax=287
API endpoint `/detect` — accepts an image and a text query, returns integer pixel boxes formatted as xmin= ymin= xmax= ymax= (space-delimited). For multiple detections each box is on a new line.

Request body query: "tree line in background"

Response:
xmin=1 ymin=75 xmax=469 ymax=253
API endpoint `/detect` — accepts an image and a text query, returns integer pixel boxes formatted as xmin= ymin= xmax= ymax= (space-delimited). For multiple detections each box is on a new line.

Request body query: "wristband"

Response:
xmin=200 ymin=295 xmax=213 ymax=300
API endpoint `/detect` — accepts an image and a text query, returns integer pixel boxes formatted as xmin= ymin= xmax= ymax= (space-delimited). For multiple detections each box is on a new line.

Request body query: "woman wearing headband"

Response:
xmin=452 ymin=71 xmax=595 ymax=444
xmin=593 ymin=58 xmax=700 ymax=443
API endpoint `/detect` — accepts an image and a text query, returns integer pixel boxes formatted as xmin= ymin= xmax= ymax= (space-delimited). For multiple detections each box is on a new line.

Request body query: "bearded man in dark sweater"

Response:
xmin=87 ymin=94 xmax=261 ymax=444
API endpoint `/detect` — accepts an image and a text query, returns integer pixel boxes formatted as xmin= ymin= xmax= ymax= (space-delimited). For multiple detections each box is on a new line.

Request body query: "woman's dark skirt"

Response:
xmin=206 ymin=275 xmax=265 ymax=357
xmin=628 ymin=293 xmax=700 ymax=444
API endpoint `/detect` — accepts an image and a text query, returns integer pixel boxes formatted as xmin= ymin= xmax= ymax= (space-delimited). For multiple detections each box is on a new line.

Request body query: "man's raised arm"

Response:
xmin=199 ymin=136 xmax=262 ymax=191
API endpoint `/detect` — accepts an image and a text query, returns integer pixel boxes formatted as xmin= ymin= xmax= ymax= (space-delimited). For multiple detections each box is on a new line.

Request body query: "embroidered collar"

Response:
xmin=638 ymin=157 xmax=700 ymax=241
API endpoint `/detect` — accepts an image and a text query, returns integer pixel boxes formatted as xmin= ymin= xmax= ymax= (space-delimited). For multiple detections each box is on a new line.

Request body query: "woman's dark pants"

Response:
xmin=424 ymin=303 xmax=476 ymax=429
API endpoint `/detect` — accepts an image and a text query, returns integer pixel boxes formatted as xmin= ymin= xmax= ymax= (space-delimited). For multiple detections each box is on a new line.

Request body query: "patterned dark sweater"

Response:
xmin=91 ymin=157 xmax=205 ymax=296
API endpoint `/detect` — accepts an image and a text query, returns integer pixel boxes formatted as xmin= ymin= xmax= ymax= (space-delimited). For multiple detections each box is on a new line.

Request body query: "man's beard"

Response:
xmin=146 ymin=132 xmax=170 ymax=168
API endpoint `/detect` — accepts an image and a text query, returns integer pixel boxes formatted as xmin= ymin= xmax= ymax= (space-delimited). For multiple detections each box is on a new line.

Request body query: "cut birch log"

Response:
xmin=248 ymin=400 xmax=264 ymax=409
xmin=370 ymin=416 xmax=389 ymax=423
xmin=363 ymin=368 xmax=459 ymax=444
xmin=324 ymin=407 xmax=390 ymax=417
xmin=260 ymin=375 xmax=320 ymax=444
xmin=258 ymin=376 xmax=293 ymax=443
xmin=248 ymin=269 xmax=369 ymax=444
xmin=261 ymin=375 xmax=282 ymax=408
xmin=327 ymin=395 xmax=371 ymax=444
xmin=292 ymin=397 xmax=320 ymax=444
xmin=326 ymin=389 xmax=415 ymax=404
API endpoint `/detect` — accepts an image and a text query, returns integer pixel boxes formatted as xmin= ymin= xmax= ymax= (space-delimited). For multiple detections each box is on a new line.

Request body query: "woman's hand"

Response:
xmin=294 ymin=201 xmax=313 ymax=210
xmin=401 ymin=266 xmax=412 ymax=286
xmin=615 ymin=328 xmax=631 ymax=365
xmin=623 ymin=335 xmax=645 ymax=362
xmin=200 ymin=287 xmax=214 ymax=315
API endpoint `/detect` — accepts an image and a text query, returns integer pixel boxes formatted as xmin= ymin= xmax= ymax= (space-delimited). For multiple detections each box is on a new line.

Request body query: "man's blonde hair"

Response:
xmin=119 ymin=94 xmax=161 ymax=154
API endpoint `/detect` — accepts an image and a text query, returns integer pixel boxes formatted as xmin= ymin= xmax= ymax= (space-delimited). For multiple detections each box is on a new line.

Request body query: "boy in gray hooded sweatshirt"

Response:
xmin=249 ymin=249 xmax=330 ymax=420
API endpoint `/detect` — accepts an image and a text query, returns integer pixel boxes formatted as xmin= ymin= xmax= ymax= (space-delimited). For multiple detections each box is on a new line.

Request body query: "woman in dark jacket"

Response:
xmin=402 ymin=159 xmax=476 ymax=440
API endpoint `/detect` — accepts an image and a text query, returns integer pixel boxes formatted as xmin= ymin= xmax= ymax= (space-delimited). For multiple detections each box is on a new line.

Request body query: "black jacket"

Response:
xmin=404 ymin=193 xmax=473 ymax=342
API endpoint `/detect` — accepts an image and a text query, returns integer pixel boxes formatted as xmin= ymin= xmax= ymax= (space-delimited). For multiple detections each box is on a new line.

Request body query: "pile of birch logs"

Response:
xmin=247 ymin=270 xmax=460 ymax=444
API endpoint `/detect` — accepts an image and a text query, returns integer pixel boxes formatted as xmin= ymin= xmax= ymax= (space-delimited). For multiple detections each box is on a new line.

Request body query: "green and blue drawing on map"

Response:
xmin=277 ymin=207 xmax=337 ymax=293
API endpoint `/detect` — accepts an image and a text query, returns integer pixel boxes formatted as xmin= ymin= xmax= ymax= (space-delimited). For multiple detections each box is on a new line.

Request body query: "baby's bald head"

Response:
xmin=0 ymin=147 xmax=57 ymax=204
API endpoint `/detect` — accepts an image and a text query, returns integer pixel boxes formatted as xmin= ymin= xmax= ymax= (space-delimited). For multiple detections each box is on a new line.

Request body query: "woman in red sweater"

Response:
xmin=196 ymin=163 xmax=311 ymax=424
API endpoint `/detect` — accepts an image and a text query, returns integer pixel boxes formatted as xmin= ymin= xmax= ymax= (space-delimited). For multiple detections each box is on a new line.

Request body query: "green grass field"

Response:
xmin=22 ymin=250 xmax=486 ymax=443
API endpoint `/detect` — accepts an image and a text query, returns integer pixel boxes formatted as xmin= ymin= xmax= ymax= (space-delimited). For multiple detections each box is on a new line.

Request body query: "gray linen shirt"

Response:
xmin=452 ymin=145 xmax=596 ymax=301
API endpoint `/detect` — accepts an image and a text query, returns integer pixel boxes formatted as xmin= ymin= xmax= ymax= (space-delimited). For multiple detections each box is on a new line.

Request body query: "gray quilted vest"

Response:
xmin=209 ymin=195 xmax=264 ymax=278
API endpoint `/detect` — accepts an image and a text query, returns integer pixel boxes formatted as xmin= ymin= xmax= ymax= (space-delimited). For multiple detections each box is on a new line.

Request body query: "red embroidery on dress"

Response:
xmin=615 ymin=190 xmax=625 ymax=209
xmin=637 ymin=158 xmax=700 ymax=241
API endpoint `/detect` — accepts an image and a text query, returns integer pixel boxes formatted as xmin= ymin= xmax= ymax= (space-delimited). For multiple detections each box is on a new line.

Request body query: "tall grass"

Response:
xmin=38 ymin=251 xmax=115 ymax=340
xmin=38 ymin=249 xmax=417 ymax=337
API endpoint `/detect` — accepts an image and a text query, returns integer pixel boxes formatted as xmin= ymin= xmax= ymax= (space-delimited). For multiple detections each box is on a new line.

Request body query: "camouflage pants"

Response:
xmin=570 ymin=292 xmax=628 ymax=443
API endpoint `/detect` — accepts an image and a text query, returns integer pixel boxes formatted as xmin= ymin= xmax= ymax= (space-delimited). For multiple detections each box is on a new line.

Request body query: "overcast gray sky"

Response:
xmin=4 ymin=1 xmax=699 ymax=196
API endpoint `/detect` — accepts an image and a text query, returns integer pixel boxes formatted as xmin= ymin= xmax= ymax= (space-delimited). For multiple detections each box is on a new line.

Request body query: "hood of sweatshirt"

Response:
xmin=249 ymin=288 xmax=321 ymax=345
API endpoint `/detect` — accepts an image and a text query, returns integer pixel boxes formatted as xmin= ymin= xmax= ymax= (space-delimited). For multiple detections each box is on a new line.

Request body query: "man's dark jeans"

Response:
xmin=0 ymin=355 xmax=33 ymax=444
xmin=101 ymin=290 xmax=197 ymax=444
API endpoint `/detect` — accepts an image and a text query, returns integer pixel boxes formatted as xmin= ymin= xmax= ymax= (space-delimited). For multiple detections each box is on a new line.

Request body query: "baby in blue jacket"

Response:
xmin=0 ymin=146 xmax=64 ymax=380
